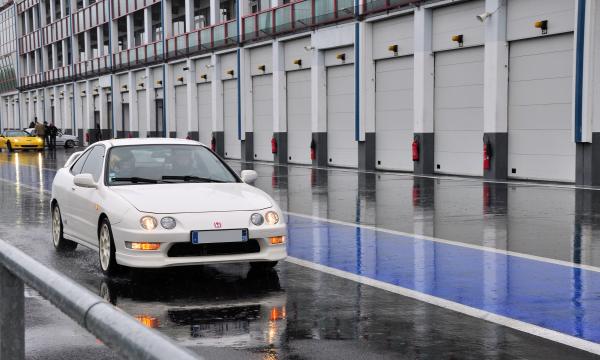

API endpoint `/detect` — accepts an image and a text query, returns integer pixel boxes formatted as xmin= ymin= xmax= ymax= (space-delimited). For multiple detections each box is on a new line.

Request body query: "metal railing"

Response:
xmin=0 ymin=239 xmax=201 ymax=360
xmin=165 ymin=19 xmax=238 ymax=58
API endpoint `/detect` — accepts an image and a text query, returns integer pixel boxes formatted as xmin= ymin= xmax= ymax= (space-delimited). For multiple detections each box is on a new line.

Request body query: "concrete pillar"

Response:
xmin=49 ymin=0 xmax=56 ymax=22
xmin=413 ymin=6 xmax=434 ymax=175
xmin=185 ymin=0 xmax=194 ymax=32
xmin=84 ymin=31 xmax=92 ymax=60
xmin=211 ymin=54 xmax=224 ymax=155
xmin=240 ymin=48 xmax=252 ymax=161
xmin=164 ymin=64 xmax=176 ymax=137
xmin=272 ymin=40 xmax=287 ymax=164
xmin=209 ymin=0 xmax=219 ymax=25
xmin=144 ymin=68 xmax=155 ymax=137
xmin=97 ymin=27 xmax=105 ymax=56
xmin=576 ymin=0 xmax=600 ymax=185
xmin=483 ymin=0 xmax=508 ymax=180
xmin=128 ymin=72 xmax=137 ymax=136
xmin=85 ymin=81 xmax=93 ymax=143
xmin=186 ymin=58 xmax=197 ymax=138
xmin=51 ymin=43 xmax=58 ymax=68
xmin=311 ymin=45 xmax=327 ymax=167
xmin=164 ymin=0 xmax=173 ymax=38
xmin=144 ymin=7 xmax=152 ymax=42
xmin=357 ymin=21 xmax=375 ymax=171
xmin=126 ymin=14 xmax=134 ymax=48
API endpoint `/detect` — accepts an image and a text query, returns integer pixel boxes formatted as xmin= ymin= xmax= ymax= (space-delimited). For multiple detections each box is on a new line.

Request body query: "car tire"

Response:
xmin=64 ymin=140 xmax=74 ymax=148
xmin=250 ymin=261 xmax=278 ymax=270
xmin=52 ymin=204 xmax=77 ymax=251
xmin=6 ymin=142 xmax=12 ymax=152
xmin=98 ymin=218 xmax=121 ymax=276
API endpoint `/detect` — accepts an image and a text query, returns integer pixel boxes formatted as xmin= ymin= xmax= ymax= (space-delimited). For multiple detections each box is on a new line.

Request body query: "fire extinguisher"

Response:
xmin=186 ymin=134 xmax=191 ymax=140
xmin=210 ymin=136 xmax=216 ymax=151
xmin=271 ymin=137 xmax=278 ymax=154
xmin=310 ymin=139 xmax=316 ymax=161
xmin=483 ymin=140 xmax=492 ymax=170
xmin=128 ymin=132 xmax=132 ymax=138
xmin=85 ymin=132 xmax=90 ymax=143
xmin=412 ymin=138 xmax=419 ymax=162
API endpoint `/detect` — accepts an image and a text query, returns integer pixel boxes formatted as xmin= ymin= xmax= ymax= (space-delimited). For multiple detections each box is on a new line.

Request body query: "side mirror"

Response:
xmin=241 ymin=170 xmax=258 ymax=185
xmin=73 ymin=173 xmax=97 ymax=189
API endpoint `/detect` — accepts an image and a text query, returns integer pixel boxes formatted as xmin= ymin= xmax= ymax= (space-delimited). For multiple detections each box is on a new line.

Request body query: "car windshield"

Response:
xmin=106 ymin=145 xmax=239 ymax=185
xmin=5 ymin=130 xmax=30 ymax=137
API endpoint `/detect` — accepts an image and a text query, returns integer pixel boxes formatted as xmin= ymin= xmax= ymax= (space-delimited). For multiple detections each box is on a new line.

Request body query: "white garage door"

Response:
xmin=327 ymin=64 xmax=357 ymax=168
xmin=252 ymin=74 xmax=273 ymax=161
xmin=287 ymin=69 xmax=311 ymax=164
xmin=375 ymin=56 xmax=414 ymax=171
xmin=223 ymin=79 xmax=240 ymax=159
xmin=138 ymin=90 xmax=147 ymax=138
xmin=175 ymin=85 xmax=187 ymax=138
xmin=196 ymin=83 xmax=212 ymax=146
xmin=508 ymin=33 xmax=575 ymax=182
xmin=434 ymin=46 xmax=484 ymax=176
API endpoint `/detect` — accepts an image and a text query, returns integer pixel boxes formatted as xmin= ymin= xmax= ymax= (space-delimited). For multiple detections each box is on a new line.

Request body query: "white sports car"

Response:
xmin=51 ymin=138 xmax=287 ymax=275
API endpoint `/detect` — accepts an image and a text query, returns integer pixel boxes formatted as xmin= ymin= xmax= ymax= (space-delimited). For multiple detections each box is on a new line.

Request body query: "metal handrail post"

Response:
xmin=0 ymin=266 xmax=24 ymax=360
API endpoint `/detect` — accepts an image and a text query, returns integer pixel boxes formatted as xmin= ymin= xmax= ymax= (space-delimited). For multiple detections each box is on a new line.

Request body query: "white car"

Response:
xmin=25 ymin=128 xmax=79 ymax=148
xmin=51 ymin=138 xmax=287 ymax=275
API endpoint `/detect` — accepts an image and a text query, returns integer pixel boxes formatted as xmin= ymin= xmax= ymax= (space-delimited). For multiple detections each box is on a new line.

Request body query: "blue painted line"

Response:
xmin=3 ymin=161 xmax=600 ymax=346
xmin=574 ymin=0 xmax=586 ymax=143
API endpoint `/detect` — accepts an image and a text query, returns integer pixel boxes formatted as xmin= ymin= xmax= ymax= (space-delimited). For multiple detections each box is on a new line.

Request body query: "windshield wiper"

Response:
xmin=112 ymin=177 xmax=158 ymax=184
xmin=162 ymin=175 xmax=224 ymax=183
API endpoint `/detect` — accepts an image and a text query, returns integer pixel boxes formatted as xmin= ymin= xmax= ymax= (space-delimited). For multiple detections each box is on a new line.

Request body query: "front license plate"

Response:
xmin=191 ymin=229 xmax=249 ymax=244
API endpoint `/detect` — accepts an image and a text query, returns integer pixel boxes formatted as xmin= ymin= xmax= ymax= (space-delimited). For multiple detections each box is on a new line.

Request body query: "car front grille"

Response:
xmin=19 ymin=145 xmax=38 ymax=148
xmin=167 ymin=239 xmax=261 ymax=257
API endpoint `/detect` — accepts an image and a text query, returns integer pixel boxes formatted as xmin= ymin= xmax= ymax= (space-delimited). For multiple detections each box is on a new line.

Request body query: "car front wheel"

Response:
xmin=52 ymin=204 xmax=77 ymax=251
xmin=98 ymin=218 xmax=120 ymax=276
xmin=250 ymin=261 xmax=278 ymax=270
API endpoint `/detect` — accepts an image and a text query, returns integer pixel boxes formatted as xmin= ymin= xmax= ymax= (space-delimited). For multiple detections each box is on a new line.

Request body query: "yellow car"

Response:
xmin=0 ymin=130 xmax=44 ymax=152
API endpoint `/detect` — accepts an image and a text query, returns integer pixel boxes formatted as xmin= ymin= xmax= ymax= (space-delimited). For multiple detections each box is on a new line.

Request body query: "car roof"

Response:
xmin=97 ymin=137 xmax=207 ymax=148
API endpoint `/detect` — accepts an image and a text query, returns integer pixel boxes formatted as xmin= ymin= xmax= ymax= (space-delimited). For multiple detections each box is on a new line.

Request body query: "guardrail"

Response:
xmin=0 ymin=239 xmax=201 ymax=360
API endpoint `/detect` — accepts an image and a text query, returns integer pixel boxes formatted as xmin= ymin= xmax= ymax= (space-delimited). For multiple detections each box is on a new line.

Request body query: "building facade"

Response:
xmin=3 ymin=0 xmax=600 ymax=185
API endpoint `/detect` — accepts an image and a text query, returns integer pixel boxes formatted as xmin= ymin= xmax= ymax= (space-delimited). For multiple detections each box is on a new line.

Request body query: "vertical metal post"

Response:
xmin=0 ymin=266 xmax=24 ymax=360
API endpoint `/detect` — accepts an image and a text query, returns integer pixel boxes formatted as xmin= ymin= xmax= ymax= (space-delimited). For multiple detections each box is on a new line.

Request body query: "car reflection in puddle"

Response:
xmin=97 ymin=264 xmax=287 ymax=349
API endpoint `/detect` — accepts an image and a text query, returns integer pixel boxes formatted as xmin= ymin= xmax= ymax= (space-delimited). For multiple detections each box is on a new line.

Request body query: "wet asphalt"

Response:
xmin=0 ymin=149 xmax=598 ymax=359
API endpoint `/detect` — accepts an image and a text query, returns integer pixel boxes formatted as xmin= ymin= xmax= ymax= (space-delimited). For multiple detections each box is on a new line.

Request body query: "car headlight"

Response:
xmin=140 ymin=216 xmax=158 ymax=230
xmin=160 ymin=217 xmax=176 ymax=230
xmin=250 ymin=213 xmax=264 ymax=226
xmin=265 ymin=211 xmax=279 ymax=225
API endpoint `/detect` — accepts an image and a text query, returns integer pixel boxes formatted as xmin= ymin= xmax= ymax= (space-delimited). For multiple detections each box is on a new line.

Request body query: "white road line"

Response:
xmin=285 ymin=256 xmax=600 ymax=355
xmin=285 ymin=211 xmax=600 ymax=273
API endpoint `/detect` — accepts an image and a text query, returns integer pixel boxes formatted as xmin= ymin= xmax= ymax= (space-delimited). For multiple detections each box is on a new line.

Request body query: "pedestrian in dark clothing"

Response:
xmin=28 ymin=121 xmax=35 ymax=129
xmin=94 ymin=123 xmax=102 ymax=143
xmin=48 ymin=123 xmax=58 ymax=149
xmin=43 ymin=122 xmax=50 ymax=147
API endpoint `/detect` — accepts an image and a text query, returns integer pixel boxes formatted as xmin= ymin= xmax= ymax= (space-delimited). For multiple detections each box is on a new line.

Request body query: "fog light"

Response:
xmin=126 ymin=242 xmax=161 ymax=251
xmin=269 ymin=236 xmax=285 ymax=245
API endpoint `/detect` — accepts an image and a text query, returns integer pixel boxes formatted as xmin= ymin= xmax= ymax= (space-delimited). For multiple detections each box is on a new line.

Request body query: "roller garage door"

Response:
xmin=287 ymin=69 xmax=311 ymax=164
xmin=223 ymin=79 xmax=240 ymax=159
xmin=327 ymin=64 xmax=357 ymax=168
xmin=434 ymin=46 xmax=484 ymax=176
xmin=196 ymin=83 xmax=212 ymax=145
xmin=252 ymin=74 xmax=273 ymax=161
xmin=375 ymin=56 xmax=414 ymax=171
xmin=508 ymin=34 xmax=575 ymax=182
xmin=175 ymin=85 xmax=187 ymax=138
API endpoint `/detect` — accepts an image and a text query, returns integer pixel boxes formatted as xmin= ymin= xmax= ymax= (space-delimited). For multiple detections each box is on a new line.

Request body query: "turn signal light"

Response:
xmin=269 ymin=236 xmax=285 ymax=245
xmin=126 ymin=242 xmax=161 ymax=251
xmin=135 ymin=315 xmax=160 ymax=328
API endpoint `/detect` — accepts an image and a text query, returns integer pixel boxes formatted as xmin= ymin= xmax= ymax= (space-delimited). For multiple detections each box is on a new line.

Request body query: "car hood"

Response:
xmin=111 ymin=183 xmax=273 ymax=213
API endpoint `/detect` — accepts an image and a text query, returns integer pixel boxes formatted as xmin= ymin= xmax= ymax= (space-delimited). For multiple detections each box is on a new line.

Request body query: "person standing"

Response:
xmin=34 ymin=120 xmax=45 ymax=148
xmin=43 ymin=121 xmax=50 ymax=147
xmin=94 ymin=122 xmax=102 ymax=143
xmin=48 ymin=122 xmax=58 ymax=149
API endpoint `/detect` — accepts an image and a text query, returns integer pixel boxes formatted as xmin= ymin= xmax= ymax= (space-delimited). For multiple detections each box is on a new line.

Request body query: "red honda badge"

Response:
xmin=213 ymin=221 xmax=223 ymax=229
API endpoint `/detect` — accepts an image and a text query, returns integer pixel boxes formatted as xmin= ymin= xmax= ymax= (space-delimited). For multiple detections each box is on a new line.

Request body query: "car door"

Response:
xmin=61 ymin=149 xmax=90 ymax=239
xmin=69 ymin=145 xmax=106 ymax=245
xmin=0 ymin=133 xmax=5 ymax=148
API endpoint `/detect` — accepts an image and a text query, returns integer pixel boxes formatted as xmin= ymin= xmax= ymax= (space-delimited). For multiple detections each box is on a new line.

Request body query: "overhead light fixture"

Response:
xmin=451 ymin=34 xmax=464 ymax=47
xmin=200 ymin=73 xmax=207 ymax=81
xmin=476 ymin=12 xmax=491 ymax=22
xmin=176 ymin=76 xmax=184 ymax=82
xmin=226 ymin=69 xmax=234 ymax=77
xmin=303 ymin=45 xmax=315 ymax=52
xmin=388 ymin=44 xmax=398 ymax=53
xmin=257 ymin=64 xmax=266 ymax=72
xmin=534 ymin=20 xmax=548 ymax=34
xmin=336 ymin=53 xmax=346 ymax=62
xmin=293 ymin=58 xmax=302 ymax=67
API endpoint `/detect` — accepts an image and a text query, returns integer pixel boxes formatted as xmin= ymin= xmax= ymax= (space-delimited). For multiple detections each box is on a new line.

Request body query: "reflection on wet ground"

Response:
xmin=0 ymin=150 xmax=599 ymax=359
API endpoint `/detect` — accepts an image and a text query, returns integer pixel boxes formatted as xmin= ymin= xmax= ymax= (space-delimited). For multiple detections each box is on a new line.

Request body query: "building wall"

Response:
xmin=1 ymin=0 xmax=596 ymax=183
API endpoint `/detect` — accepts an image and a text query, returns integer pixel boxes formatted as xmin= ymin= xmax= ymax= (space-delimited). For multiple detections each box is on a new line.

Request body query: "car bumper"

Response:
xmin=12 ymin=144 xmax=43 ymax=149
xmin=111 ymin=219 xmax=287 ymax=268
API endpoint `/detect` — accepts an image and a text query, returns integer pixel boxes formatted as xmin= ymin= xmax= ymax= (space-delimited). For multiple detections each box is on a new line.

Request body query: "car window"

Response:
xmin=70 ymin=151 xmax=91 ymax=175
xmin=6 ymin=130 xmax=29 ymax=137
xmin=106 ymin=145 xmax=238 ymax=185
xmin=80 ymin=146 xmax=106 ymax=182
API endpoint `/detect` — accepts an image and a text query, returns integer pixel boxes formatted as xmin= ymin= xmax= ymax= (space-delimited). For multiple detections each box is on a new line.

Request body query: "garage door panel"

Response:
xmin=287 ymin=69 xmax=312 ymax=164
xmin=223 ymin=79 xmax=240 ymax=159
xmin=435 ymin=85 xmax=484 ymax=109
xmin=508 ymin=155 xmax=574 ymax=182
xmin=434 ymin=47 xmax=484 ymax=176
xmin=252 ymin=75 xmax=273 ymax=161
xmin=509 ymin=105 xmax=571 ymax=130
xmin=508 ymin=33 xmax=574 ymax=182
xmin=197 ymin=83 xmax=212 ymax=145
xmin=509 ymin=78 xmax=572 ymax=106
xmin=375 ymin=56 xmax=414 ymax=171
